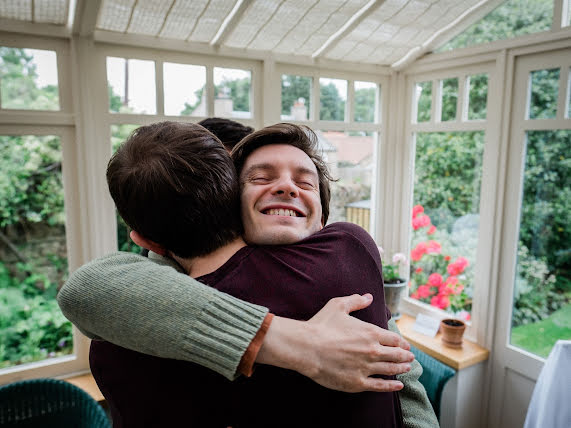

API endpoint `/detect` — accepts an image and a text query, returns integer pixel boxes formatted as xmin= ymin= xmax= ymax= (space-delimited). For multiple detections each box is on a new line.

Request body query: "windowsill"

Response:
xmin=396 ymin=313 xmax=489 ymax=370
xmin=65 ymin=373 xmax=105 ymax=403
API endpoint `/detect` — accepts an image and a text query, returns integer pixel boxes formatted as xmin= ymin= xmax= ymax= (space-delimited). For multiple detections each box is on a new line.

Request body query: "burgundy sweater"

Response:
xmin=90 ymin=222 xmax=403 ymax=427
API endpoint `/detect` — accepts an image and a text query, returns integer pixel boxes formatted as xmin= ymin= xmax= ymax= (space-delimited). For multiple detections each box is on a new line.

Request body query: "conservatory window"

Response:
xmin=318 ymin=131 xmax=378 ymax=235
xmin=213 ymin=67 xmax=252 ymax=119
xmin=0 ymin=47 xmax=59 ymax=111
xmin=528 ymin=68 xmax=560 ymax=119
xmin=414 ymin=81 xmax=432 ymax=123
xmin=354 ymin=81 xmax=378 ymax=123
xmin=0 ymin=135 xmax=72 ymax=369
xmin=107 ymin=57 xmax=156 ymax=114
xmin=467 ymin=74 xmax=488 ymax=120
xmin=408 ymin=131 xmax=484 ymax=321
xmin=319 ymin=78 xmax=347 ymax=121
xmin=281 ymin=74 xmax=312 ymax=121
xmin=437 ymin=0 xmax=554 ymax=51
xmin=163 ymin=63 xmax=206 ymax=117
xmin=440 ymin=78 xmax=459 ymax=122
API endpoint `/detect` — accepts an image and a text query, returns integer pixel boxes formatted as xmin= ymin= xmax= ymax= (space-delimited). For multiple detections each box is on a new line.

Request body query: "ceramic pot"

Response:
xmin=383 ymin=279 xmax=407 ymax=320
xmin=440 ymin=318 xmax=466 ymax=348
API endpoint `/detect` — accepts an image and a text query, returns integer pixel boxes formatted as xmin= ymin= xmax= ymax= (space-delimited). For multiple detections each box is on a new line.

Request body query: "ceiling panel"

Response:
xmin=247 ymin=0 xmax=318 ymax=51
xmin=98 ymin=0 xmax=136 ymax=32
xmin=224 ymin=0 xmax=281 ymax=49
xmin=35 ymin=0 xmax=67 ymax=24
xmin=127 ymin=0 xmax=173 ymax=36
xmin=0 ymin=0 xmax=33 ymax=22
xmin=159 ymin=0 xmax=208 ymax=39
xmin=188 ymin=0 xmax=236 ymax=43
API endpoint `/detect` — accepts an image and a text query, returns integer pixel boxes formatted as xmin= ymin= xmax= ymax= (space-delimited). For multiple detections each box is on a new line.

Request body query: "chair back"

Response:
xmin=0 ymin=378 xmax=111 ymax=428
xmin=411 ymin=345 xmax=456 ymax=420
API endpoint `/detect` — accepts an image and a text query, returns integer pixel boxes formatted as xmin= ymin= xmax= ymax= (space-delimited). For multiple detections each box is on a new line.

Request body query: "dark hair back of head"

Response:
xmin=231 ymin=123 xmax=332 ymax=225
xmin=198 ymin=118 xmax=254 ymax=150
xmin=107 ymin=121 xmax=242 ymax=258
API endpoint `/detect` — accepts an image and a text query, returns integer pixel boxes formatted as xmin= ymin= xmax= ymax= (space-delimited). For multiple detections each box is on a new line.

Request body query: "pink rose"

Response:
xmin=428 ymin=273 xmax=443 ymax=287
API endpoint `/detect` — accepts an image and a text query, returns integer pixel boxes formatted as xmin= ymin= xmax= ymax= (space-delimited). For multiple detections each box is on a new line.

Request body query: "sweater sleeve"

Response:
xmin=388 ymin=319 xmax=439 ymax=428
xmin=57 ymin=252 xmax=269 ymax=380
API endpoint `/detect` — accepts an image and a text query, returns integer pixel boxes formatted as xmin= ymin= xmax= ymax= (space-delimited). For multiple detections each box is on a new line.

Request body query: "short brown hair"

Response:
xmin=231 ymin=123 xmax=332 ymax=225
xmin=198 ymin=117 xmax=254 ymax=150
xmin=107 ymin=121 xmax=242 ymax=258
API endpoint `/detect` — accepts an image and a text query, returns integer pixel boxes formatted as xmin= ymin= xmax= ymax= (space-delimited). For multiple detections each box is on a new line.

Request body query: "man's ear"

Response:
xmin=130 ymin=231 xmax=167 ymax=256
xmin=320 ymin=215 xmax=325 ymax=229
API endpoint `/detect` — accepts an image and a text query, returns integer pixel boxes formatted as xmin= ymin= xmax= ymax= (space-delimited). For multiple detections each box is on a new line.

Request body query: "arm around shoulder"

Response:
xmin=57 ymin=252 xmax=268 ymax=380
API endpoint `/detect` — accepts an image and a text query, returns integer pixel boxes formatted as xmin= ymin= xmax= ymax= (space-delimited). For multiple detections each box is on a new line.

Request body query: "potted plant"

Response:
xmin=440 ymin=318 xmax=466 ymax=348
xmin=380 ymin=248 xmax=408 ymax=320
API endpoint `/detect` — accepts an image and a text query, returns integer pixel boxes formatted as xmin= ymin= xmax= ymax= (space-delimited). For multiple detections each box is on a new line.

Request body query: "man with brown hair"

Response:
xmin=59 ymin=121 xmax=437 ymax=427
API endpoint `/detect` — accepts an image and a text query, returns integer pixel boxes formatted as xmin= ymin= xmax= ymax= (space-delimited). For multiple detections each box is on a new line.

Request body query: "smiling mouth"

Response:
xmin=263 ymin=208 xmax=303 ymax=217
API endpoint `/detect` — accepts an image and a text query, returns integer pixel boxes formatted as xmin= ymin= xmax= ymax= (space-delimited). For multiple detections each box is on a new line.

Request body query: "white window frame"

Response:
xmin=0 ymin=35 xmax=92 ymax=384
xmin=393 ymin=56 xmax=503 ymax=344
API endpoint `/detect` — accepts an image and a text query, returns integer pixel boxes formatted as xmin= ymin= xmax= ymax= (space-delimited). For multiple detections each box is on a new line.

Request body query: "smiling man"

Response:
xmin=59 ymin=122 xmax=438 ymax=427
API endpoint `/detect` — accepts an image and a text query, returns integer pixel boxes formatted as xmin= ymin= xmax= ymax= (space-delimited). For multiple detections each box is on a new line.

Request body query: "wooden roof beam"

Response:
xmin=210 ymin=0 xmax=252 ymax=47
xmin=70 ymin=0 xmax=103 ymax=37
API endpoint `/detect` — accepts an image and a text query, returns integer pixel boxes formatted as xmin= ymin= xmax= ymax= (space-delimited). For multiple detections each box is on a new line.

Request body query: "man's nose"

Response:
xmin=272 ymin=177 xmax=298 ymax=198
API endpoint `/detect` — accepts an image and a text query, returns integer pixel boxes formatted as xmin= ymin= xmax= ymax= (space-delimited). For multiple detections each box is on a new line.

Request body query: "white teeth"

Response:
xmin=266 ymin=208 xmax=298 ymax=217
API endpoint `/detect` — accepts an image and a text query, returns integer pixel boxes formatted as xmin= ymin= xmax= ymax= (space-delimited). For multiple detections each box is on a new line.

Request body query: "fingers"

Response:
xmin=375 ymin=328 xmax=411 ymax=351
xmin=375 ymin=346 xmax=415 ymax=364
xmin=335 ymin=293 xmax=374 ymax=314
xmin=361 ymin=378 xmax=404 ymax=393
xmin=368 ymin=361 xmax=412 ymax=377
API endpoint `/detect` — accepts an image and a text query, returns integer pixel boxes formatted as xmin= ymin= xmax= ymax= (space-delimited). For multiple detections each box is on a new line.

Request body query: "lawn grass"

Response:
xmin=511 ymin=304 xmax=571 ymax=358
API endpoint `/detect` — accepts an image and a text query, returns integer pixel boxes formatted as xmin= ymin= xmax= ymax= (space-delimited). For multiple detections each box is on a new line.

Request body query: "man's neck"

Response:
xmin=172 ymin=237 xmax=247 ymax=278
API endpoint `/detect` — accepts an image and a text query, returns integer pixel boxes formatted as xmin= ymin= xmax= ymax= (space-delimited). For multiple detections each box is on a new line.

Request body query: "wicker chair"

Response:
xmin=0 ymin=378 xmax=111 ymax=428
xmin=411 ymin=345 xmax=456 ymax=420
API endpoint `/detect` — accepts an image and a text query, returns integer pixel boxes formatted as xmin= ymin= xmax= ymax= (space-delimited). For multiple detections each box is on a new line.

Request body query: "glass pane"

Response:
xmin=510 ymin=130 xmax=570 ymax=358
xmin=0 ymin=47 xmax=59 ymax=110
xmin=213 ymin=67 xmax=251 ymax=119
xmin=415 ymin=81 xmax=432 ymax=123
xmin=529 ymin=68 xmax=559 ymax=119
xmin=318 ymin=131 xmax=376 ymax=233
xmin=467 ymin=74 xmax=488 ymax=120
xmin=319 ymin=78 xmax=347 ymax=121
xmin=438 ymin=0 xmax=553 ymax=51
xmin=409 ymin=132 xmax=485 ymax=321
xmin=281 ymin=74 xmax=311 ymax=121
xmin=354 ymin=81 xmax=377 ymax=123
xmin=164 ymin=63 xmax=206 ymax=117
xmin=107 ymin=57 xmax=156 ymax=114
xmin=111 ymin=124 xmax=143 ymax=254
xmin=441 ymin=78 xmax=458 ymax=122
xmin=0 ymin=135 xmax=72 ymax=369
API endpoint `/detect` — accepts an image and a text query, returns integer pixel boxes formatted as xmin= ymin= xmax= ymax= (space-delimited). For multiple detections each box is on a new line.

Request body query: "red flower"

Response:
xmin=411 ymin=242 xmax=428 ymax=261
xmin=426 ymin=240 xmax=442 ymax=254
xmin=439 ymin=284 xmax=455 ymax=295
xmin=430 ymin=294 xmax=450 ymax=310
xmin=444 ymin=255 xmax=451 ymax=261
xmin=415 ymin=267 xmax=423 ymax=273
xmin=447 ymin=257 xmax=469 ymax=276
xmin=410 ymin=291 xmax=419 ymax=299
xmin=412 ymin=214 xmax=431 ymax=230
xmin=427 ymin=225 xmax=437 ymax=235
xmin=428 ymin=273 xmax=443 ymax=287
xmin=445 ymin=276 xmax=458 ymax=286
xmin=412 ymin=205 xmax=424 ymax=219
xmin=417 ymin=285 xmax=432 ymax=299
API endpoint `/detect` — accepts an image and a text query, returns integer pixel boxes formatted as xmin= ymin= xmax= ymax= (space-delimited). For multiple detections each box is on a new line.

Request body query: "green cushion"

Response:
xmin=411 ymin=345 xmax=456 ymax=419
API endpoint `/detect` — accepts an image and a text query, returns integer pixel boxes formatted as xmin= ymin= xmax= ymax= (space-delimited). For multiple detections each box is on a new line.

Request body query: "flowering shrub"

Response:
xmin=409 ymin=204 xmax=472 ymax=320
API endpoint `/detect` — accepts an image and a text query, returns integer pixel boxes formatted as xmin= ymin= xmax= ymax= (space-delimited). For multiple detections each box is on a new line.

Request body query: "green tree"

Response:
xmin=0 ymin=47 xmax=59 ymax=110
xmin=319 ymin=82 xmax=345 ymax=121
xmin=354 ymin=87 xmax=375 ymax=122
xmin=439 ymin=0 xmax=553 ymax=51
xmin=215 ymin=78 xmax=250 ymax=113
xmin=281 ymin=75 xmax=311 ymax=116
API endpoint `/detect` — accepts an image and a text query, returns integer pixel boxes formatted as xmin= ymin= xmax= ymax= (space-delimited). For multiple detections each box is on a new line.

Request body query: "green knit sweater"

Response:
xmin=57 ymin=251 xmax=438 ymax=427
